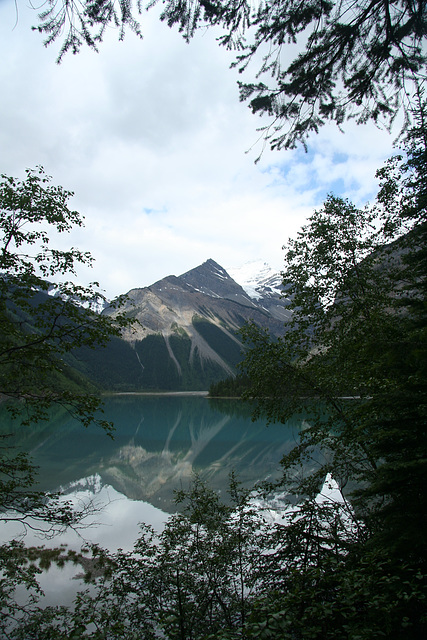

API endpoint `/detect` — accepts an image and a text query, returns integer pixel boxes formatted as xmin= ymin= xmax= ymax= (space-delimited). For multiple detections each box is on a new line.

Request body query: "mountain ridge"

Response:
xmin=75 ymin=259 xmax=291 ymax=391
xmin=117 ymin=258 xmax=289 ymax=342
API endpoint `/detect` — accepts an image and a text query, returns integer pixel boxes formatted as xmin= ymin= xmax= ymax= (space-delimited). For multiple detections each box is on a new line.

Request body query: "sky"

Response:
xmin=0 ymin=1 xmax=401 ymax=299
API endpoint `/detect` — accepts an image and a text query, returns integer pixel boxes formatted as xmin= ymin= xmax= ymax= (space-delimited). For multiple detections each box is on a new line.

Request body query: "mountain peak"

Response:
xmin=227 ymin=260 xmax=283 ymax=300
xmin=179 ymin=259 xmax=254 ymax=304
xmin=99 ymin=257 xmax=292 ymax=391
xmin=227 ymin=260 xmax=291 ymax=321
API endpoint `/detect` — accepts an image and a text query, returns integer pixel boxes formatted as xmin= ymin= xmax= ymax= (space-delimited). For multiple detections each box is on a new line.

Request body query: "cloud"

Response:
xmin=0 ymin=2 xmax=398 ymax=298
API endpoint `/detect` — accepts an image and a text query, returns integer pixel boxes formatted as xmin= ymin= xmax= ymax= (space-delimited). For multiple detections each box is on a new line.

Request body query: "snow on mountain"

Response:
xmin=97 ymin=258 xmax=292 ymax=392
xmin=227 ymin=260 xmax=283 ymax=300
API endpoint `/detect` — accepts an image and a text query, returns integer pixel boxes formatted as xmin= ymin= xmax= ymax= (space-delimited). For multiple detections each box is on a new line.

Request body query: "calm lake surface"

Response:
xmin=1 ymin=394 xmax=316 ymax=606
xmin=2 ymin=394 xmax=307 ymax=550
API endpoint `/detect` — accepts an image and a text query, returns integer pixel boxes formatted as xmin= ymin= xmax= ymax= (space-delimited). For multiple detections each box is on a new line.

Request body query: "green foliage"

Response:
xmin=209 ymin=374 xmax=251 ymax=397
xmin=2 ymin=107 xmax=426 ymax=640
xmin=0 ymin=434 xmax=88 ymax=536
xmin=0 ymin=436 xmax=110 ymax=635
xmin=3 ymin=149 xmax=425 ymax=636
xmin=0 ymin=168 xmax=134 ymax=633
xmin=34 ymin=0 xmax=143 ymax=62
xmin=235 ymin=0 xmax=427 ymax=150
xmin=160 ymin=0 xmax=427 ymax=150
xmin=5 ymin=472 xmax=426 ymax=639
xmin=238 ymin=110 xmax=427 ymax=633
xmin=0 ymin=166 xmax=132 ymax=430
xmin=239 ymin=555 xmax=427 ymax=640
xmin=6 ymin=475 xmax=269 ymax=639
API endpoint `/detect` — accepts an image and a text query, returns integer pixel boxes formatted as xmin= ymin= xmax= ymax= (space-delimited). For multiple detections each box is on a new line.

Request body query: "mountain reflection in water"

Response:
xmin=3 ymin=395 xmax=305 ymax=513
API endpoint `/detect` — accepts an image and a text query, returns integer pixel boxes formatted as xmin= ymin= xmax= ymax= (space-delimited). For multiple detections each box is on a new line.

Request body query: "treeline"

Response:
xmin=209 ymin=374 xmax=252 ymax=397
xmin=72 ymin=320 xmax=244 ymax=393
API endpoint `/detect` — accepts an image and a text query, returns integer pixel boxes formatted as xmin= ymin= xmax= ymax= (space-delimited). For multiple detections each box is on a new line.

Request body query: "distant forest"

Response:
xmin=209 ymin=374 xmax=251 ymax=397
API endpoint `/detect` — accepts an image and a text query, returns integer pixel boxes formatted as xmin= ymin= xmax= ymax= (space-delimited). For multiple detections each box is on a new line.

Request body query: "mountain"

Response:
xmin=74 ymin=259 xmax=291 ymax=392
xmin=227 ymin=260 xmax=292 ymax=321
xmin=70 ymin=227 xmax=422 ymax=393
xmin=120 ymin=258 xmax=290 ymax=338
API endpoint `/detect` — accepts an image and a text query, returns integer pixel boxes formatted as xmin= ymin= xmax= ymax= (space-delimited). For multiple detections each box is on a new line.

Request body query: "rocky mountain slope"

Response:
xmin=120 ymin=259 xmax=290 ymax=338
xmin=74 ymin=259 xmax=291 ymax=391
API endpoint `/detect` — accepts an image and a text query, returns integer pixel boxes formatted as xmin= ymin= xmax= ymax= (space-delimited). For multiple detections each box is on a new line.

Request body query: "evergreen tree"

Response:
xmin=238 ymin=103 xmax=427 ymax=635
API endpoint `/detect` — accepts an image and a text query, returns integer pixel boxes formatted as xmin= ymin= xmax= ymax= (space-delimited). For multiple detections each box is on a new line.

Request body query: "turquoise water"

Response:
xmin=0 ymin=394 xmax=311 ymax=604
xmin=2 ymin=394 xmax=304 ymax=512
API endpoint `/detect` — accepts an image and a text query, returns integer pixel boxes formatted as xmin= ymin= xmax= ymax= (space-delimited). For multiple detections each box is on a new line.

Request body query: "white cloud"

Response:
xmin=0 ymin=1 xmax=398 ymax=298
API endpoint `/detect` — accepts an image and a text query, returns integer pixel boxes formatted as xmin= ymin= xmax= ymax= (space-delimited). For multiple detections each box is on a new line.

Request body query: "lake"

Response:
xmin=1 ymin=394 xmax=307 ymax=543
xmin=0 ymin=393 xmax=318 ymax=607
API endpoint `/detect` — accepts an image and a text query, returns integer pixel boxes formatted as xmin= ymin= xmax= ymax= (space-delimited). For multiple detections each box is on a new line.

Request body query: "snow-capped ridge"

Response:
xmin=227 ymin=260 xmax=284 ymax=300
